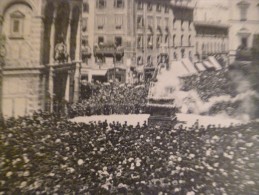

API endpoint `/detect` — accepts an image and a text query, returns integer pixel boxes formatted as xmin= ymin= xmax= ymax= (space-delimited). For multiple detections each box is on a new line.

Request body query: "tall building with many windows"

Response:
xmin=228 ymin=0 xmax=259 ymax=63
xmin=0 ymin=0 xmax=82 ymax=117
xmin=81 ymin=0 xmax=196 ymax=83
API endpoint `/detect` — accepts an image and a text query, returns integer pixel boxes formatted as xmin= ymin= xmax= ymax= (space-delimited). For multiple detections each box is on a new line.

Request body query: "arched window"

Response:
xmin=137 ymin=56 xmax=143 ymax=65
xmin=181 ymin=35 xmax=184 ymax=46
xmin=147 ymin=56 xmax=152 ymax=66
xmin=10 ymin=11 xmax=25 ymax=38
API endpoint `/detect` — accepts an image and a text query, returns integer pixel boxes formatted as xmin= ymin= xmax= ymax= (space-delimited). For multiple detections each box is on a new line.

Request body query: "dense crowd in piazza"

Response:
xmin=1 ymin=67 xmax=258 ymax=194
xmin=1 ymin=112 xmax=258 ymax=194
xmin=69 ymin=82 xmax=150 ymax=117
xmin=69 ymin=69 xmax=242 ymax=117
xmin=180 ymin=69 xmax=237 ymax=102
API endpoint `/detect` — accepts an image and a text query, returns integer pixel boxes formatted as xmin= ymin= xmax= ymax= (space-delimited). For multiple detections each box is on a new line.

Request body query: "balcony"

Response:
xmin=94 ymin=43 xmax=124 ymax=56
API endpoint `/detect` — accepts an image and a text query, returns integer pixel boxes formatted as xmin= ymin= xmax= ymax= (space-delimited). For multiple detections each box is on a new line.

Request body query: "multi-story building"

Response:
xmin=193 ymin=0 xmax=229 ymax=66
xmin=228 ymin=0 xmax=259 ymax=63
xmin=0 ymin=0 xmax=82 ymax=117
xmin=81 ymin=0 xmax=196 ymax=83
xmin=194 ymin=21 xmax=228 ymax=63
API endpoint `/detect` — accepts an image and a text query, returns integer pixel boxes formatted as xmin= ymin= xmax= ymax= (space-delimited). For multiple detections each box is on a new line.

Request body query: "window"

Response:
xmin=114 ymin=0 xmax=124 ymax=8
xmin=173 ymin=35 xmax=176 ymax=47
xmin=241 ymin=37 xmax=247 ymax=48
xmin=147 ymin=56 xmax=152 ymax=66
xmin=137 ymin=56 xmax=143 ymax=65
xmin=165 ymin=6 xmax=169 ymax=13
xmin=157 ymin=55 xmax=161 ymax=63
xmin=181 ymin=49 xmax=185 ymax=58
xmin=137 ymin=1 xmax=143 ymax=10
xmin=83 ymin=3 xmax=89 ymax=13
xmin=181 ymin=35 xmax=184 ymax=46
xmin=82 ymin=36 xmax=89 ymax=46
xmin=237 ymin=1 xmax=249 ymax=21
xmin=96 ymin=0 xmax=106 ymax=9
xmin=115 ymin=36 xmax=122 ymax=47
xmin=98 ymin=37 xmax=104 ymax=45
xmin=156 ymin=4 xmax=161 ymax=12
xmin=147 ymin=3 xmax=152 ymax=11
xmin=97 ymin=15 xmax=105 ymax=30
xmin=137 ymin=16 xmax=144 ymax=29
xmin=181 ymin=20 xmax=184 ymax=30
xmin=115 ymin=15 xmax=123 ymax=29
xmin=82 ymin=36 xmax=89 ymax=63
xmin=82 ymin=18 xmax=88 ymax=32
xmin=10 ymin=11 xmax=25 ymax=38
xmin=147 ymin=35 xmax=153 ymax=49
xmin=156 ymin=35 xmax=162 ymax=48
xmin=137 ymin=35 xmax=143 ymax=49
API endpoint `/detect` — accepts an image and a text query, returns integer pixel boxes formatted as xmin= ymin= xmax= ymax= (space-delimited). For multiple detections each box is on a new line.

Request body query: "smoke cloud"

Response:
xmin=149 ymin=67 xmax=258 ymax=123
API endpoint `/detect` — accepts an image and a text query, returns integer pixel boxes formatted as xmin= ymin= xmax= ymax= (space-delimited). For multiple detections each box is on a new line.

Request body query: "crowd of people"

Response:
xmin=180 ymin=69 xmax=237 ymax=102
xmin=1 ymin=112 xmax=258 ymax=194
xmin=69 ymin=82 xmax=149 ymax=117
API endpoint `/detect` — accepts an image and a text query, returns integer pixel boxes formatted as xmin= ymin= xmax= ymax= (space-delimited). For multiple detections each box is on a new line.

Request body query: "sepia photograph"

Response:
xmin=0 ymin=0 xmax=259 ymax=194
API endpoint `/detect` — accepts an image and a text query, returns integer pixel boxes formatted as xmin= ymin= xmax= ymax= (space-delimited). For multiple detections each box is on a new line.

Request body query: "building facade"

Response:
xmin=81 ymin=0 xmax=196 ymax=83
xmin=228 ymin=0 xmax=259 ymax=63
xmin=194 ymin=22 xmax=228 ymax=63
xmin=0 ymin=0 xmax=82 ymax=118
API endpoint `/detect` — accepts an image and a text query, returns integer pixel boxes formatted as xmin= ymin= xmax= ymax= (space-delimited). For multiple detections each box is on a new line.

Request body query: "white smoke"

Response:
xmin=150 ymin=66 xmax=258 ymax=123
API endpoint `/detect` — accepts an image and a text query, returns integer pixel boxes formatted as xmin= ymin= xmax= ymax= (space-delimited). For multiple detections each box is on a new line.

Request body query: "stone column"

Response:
xmin=73 ymin=63 xmax=80 ymax=102
xmin=49 ymin=8 xmax=57 ymax=64
xmin=75 ymin=18 xmax=81 ymax=61
xmin=48 ymin=66 xmax=54 ymax=112
xmin=88 ymin=71 xmax=92 ymax=82
xmin=66 ymin=10 xmax=72 ymax=62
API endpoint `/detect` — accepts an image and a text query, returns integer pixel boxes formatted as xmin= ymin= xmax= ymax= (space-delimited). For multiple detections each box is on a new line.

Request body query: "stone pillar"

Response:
xmin=88 ymin=71 xmax=92 ymax=83
xmin=66 ymin=11 xmax=72 ymax=62
xmin=49 ymin=8 xmax=57 ymax=64
xmin=48 ymin=66 xmax=54 ymax=112
xmin=73 ymin=63 xmax=80 ymax=102
xmin=75 ymin=18 xmax=81 ymax=61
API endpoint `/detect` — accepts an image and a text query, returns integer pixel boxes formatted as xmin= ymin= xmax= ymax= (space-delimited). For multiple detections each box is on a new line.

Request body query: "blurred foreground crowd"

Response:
xmin=69 ymin=82 xmax=149 ymax=117
xmin=1 ymin=112 xmax=258 ymax=194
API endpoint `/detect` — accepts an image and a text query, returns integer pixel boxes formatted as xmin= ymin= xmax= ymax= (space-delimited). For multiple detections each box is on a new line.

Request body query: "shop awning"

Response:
xmin=208 ymin=56 xmax=222 ymax=70
xmin=203 ymin=60 xmax=215 ymax=69
xmin=182 ymin=58 xmax=197 ymax=74
xmin=90 ymin=69 xmax=108 ymax=76
xmin=195 ymin=62 xmax=206 ymax=72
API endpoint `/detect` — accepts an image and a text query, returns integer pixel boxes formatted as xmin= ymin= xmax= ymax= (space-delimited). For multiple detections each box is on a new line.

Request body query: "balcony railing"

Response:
xmin=94 ymin=44 xmax=124 ymax=55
